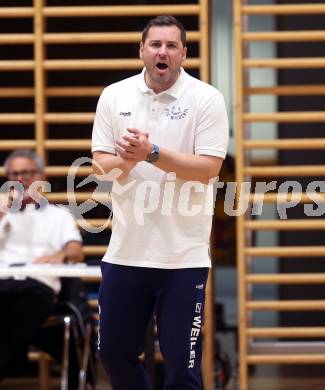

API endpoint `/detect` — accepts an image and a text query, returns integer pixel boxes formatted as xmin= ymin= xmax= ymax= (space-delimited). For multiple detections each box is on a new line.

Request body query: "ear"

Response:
xmin=139 ymin=42 xmax=143 ymax=59
xmin=181 ymin=47 xmax=187 ymax=63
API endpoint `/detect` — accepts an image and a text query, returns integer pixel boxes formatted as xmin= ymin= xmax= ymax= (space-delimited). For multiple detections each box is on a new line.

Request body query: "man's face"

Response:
xmin=140 ymin=25 xmax=187 ymax=93
xmin=7 ymin=157 xmax=43 ymax=194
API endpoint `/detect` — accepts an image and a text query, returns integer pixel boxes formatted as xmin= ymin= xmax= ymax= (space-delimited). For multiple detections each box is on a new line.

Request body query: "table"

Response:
xmin=0 ymin=264 xmax=101 ymax=279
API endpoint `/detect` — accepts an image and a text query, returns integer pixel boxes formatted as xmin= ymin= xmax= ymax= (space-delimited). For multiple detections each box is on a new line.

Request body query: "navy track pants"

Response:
xmin=98 ymin=262 xmax=209 ymax=390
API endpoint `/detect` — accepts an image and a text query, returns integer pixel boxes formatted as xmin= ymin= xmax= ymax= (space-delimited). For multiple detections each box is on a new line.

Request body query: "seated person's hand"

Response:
xmin=33 ymin=251 xmax=66 ymax=264
xmin=0 ymin=188 xmax=18 ymax=217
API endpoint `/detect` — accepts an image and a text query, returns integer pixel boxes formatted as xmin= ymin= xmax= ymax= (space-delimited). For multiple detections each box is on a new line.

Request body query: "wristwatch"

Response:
xmin=146 ymin=143 xmax=160 ymax=163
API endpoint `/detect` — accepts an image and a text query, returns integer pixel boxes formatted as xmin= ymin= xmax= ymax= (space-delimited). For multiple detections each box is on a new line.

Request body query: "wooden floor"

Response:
xmin=0 ymin=365 xmax=325 ymax=390
xmin=1 ymin=377 xmax=325 ymax=389
xmin=229 ymin=378 xmax=325 ymax=390
xmin=228 ymin=365 xmax=325 ymax=390
xmin=230 ymin=377 xmax=325 ymax=390
xmin=0 ymin=363 xmax=113 ymax=390
xmin=2 ymin=364 xmax=325 ymax=389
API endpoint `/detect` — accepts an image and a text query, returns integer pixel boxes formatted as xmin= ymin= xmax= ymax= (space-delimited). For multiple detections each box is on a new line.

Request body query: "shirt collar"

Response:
xmin=17 ymin=201 xmax=44 ymax=213
xmin=138 ymin=67 xmax=186 ymax=99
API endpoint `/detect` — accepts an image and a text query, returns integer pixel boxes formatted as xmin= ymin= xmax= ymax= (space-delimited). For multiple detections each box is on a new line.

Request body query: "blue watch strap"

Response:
xmin=146 ymin=144 xmax=159 ymax=163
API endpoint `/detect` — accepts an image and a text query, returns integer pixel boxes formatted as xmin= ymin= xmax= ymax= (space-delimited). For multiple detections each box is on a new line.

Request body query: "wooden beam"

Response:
xmin=242 ymin=31 xmax=325 ymax=42
xmin=244 ymin=165 xmax=325 ymax=176
xmin=246 ymin=300 xmax=325 ymax=311
xmin=45 ymin=139 xmax=91 ymax=150
xmin=0 ymin=7 xmax=34 ymax=17
xmin=245 ymin=246 xmax=325 ymax=257
xmin=246 ymin=273 xmax=325 ymax=284
xmin=247 ymin=327 xmax=325 ymax=338
xmin=43 ymin=58 xmax=200 ymax=70
xmin=241 ymin=4 xmax=325 ymax=15
xmin=43 ymin=31 xmax=200 ymax=44
xmin=0 ymin=60 xmax=34 ymax=70
xmin=243 ymin=57 xmax=325 ymax=69
xmin=244 ymin=111 xmax=325 ymax=122
xmin=244 ymin=85 xmax=325 ymax=96
xmin=249 ymin=193 xmax=325 ymax=204
xmin=247 ymin=354 xmax=325 ymax=364
xmin=245 ymin=219 xmax=325 ymax=231
xmin=0 ymin=34 xmax=34 ymax=44
xmin=83 ymin=246 xmax=107 ymax=256
xmin=244 ymin=139 xmax=325 ymax=149
xmin=43 ymin=5 xmax=200 ymax=17
xmin=0 ymin=114 xmax=35 ymax=123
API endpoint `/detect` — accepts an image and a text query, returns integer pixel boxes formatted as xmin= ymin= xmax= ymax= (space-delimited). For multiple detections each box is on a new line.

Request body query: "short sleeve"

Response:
xmin=92 ymin=88 xmax=116 ymax=154
xmin=0 ymin=213 xmax=10 ymax=241
xmin=57 ymin=207 xmax=82 ymax=248
xmin=194 ymin=91 xmax=229 ymax=159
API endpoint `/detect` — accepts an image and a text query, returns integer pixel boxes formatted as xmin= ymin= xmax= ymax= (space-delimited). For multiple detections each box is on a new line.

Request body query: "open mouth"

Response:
xmin=156 ymin=63 xmax=168 ymax=70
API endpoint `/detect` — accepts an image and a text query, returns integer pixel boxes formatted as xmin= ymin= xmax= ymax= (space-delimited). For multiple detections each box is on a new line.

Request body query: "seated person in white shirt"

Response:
xmin=0 ymin=149 xmax=84 ymax=381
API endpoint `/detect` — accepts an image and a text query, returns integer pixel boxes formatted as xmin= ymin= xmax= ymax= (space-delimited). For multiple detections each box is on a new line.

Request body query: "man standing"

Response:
xmin=92 ymin=16 xmax=228 ymax=389
xmin=0 ymin=149 xmax=84 ymax=381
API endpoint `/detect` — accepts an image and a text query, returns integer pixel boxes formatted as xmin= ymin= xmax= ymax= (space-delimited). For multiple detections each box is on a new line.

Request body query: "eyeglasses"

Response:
xmin=7 ymin=170 xmax=39 ymax=179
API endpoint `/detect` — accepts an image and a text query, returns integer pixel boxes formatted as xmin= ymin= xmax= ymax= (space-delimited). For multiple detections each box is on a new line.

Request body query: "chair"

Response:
xmin=29 ymin=314 xmax=72 ymax=390
xmin=31 ymin=278 xmax=97 ymax=390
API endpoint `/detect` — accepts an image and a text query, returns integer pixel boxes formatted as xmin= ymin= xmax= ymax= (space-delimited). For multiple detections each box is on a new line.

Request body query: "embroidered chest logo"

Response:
xmin=165 ymin=106 xmax=189 ymax=120
xmin=119 ymin=111 xmax=131 ymax=117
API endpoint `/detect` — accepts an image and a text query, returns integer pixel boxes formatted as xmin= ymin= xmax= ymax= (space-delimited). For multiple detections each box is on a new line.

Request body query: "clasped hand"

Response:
xmin=115 ymin=128 xmax=152 ymax=162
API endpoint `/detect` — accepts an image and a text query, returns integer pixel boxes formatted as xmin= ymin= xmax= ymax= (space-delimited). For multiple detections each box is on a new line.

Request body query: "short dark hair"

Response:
xmin=142 ymin=15 xmax=186 ymax=47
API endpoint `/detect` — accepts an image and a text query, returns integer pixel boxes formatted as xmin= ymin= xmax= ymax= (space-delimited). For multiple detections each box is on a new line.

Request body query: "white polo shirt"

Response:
xmin=92 ymin=68 xmax=228 ymax=269
xmin=0 ymin=204 xmax=82 ymax=293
